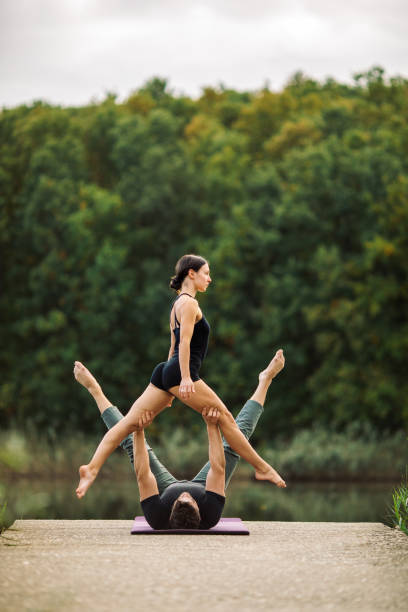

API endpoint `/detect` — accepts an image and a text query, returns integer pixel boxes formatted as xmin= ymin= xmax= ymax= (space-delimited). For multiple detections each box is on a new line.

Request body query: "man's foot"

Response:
xmin=73 ymin=361 xmax=100 ymax=395
xmin=76 ymin=464 xmax=98 ymax=499
xmin=255 ymin=465 xmax=286 ymax=488
xmin=259 ymin=349 xmax=285 ymax=383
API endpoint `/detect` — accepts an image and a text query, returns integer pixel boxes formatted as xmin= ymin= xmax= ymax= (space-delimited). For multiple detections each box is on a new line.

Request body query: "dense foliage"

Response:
xmin=1 ymin=67 xmax=407 ymax=441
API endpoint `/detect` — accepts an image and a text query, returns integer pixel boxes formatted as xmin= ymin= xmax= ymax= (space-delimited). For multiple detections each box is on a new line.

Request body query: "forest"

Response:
xmin=1 ymin=66 xmax=407 ymax=447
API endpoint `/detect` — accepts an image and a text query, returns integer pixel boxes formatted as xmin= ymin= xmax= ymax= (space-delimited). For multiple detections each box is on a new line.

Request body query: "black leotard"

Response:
xmin=150 ymin=293 xmax=210 ymax=391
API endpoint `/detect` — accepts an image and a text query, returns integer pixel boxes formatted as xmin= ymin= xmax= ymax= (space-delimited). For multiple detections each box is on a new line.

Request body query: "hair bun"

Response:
xmin=170 ymin=275 xmax=181 ymax=290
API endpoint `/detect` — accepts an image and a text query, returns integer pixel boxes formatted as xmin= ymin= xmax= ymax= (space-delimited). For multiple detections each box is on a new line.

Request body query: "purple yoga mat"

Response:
xmin=131 ymin=516 xmax=250 ymax=535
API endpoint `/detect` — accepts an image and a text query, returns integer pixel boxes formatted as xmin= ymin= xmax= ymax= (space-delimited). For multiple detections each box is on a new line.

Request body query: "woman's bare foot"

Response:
xmin=259 ymin=349 xmax=285 ymax=383
xmin=76 ymin=464 xmax=98 ymax=499
xmin=255 ymin=465 xmax=286 ymax=488
xmin=73 ymin=361 xmax=100 ymax=395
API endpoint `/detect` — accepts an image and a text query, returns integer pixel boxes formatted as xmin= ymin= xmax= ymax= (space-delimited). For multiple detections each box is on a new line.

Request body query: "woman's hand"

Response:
xmin=202 ymin=406 xmax=221 ymax=425
xmin=179 ymin=377 xmax=195 ymax=399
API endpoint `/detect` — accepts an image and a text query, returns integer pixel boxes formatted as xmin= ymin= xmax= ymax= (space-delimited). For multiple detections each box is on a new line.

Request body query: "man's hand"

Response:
xmin=201 ymin=406 xmax=221 ymax=426
xmin=134 ymin=410 xmax=154 ymax=432
xmin=165 ymin=396 xmax=175 ymax=408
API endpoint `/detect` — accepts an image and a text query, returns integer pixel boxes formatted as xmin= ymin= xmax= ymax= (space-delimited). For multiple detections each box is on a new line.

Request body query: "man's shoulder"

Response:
xmin=204 ymin=489 xmax=226 ymax=501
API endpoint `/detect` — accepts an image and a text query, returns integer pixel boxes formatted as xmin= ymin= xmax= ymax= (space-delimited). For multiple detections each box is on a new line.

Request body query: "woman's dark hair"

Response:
xmin=170 ymin=254 xmax=207 ymax=292
xmin=169 ymin=499 xmax=201 ymax=529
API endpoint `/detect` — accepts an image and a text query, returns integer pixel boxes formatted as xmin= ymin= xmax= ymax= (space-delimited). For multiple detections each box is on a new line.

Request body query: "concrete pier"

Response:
xmin=1 ymin=520 xmax=408 ymax=611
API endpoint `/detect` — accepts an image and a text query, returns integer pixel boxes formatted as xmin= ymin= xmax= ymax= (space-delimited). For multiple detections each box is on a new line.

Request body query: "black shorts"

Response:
xmin=150 ymin=355 xmax=201 ymax=391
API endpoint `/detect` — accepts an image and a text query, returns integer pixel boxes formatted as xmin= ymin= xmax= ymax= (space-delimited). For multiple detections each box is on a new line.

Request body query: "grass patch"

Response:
xmin=0 ymin=501 xmax=13 ymax=534
xmin=391 ymin=476 xmax=408 ymax=535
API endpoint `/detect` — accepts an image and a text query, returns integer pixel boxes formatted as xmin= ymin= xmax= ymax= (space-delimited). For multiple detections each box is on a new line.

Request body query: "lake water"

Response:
xmin=1 ymin=476 xmax=397 ymax=525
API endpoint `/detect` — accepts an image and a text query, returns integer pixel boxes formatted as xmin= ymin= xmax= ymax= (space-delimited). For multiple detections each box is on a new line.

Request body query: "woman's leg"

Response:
xmin=74 ymin=362 xmax=135 ymax=462
xmin=169 ymin=350 xmax=286 ymax=487
xmin=191 ymin=352 xmax=284 ymax=487
xmin=102 ymin=406 xmax=178 ymax=493
xmin=74 ymin=362 xmax=177 ymax=494
xmin=191 ymin=400 xmax=263 ymax=488
xmin=76 ymin=383 xmax=173 ymax=498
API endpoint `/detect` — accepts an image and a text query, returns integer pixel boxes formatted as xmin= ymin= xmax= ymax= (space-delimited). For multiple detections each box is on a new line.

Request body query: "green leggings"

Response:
xmin=101 ymin=399 xmax=263 ymax=494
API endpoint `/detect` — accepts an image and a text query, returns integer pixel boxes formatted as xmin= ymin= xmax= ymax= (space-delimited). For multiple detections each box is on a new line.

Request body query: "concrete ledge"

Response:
xmin=1 ymin=520 xmax=408 ymax=611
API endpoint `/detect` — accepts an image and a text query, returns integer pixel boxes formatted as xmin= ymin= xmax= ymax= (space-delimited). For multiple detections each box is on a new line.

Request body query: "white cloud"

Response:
xmin=0 ymin=0 xmax=407 ymax=107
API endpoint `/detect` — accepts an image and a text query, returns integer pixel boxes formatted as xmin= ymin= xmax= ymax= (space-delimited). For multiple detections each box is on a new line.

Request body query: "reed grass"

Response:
xmin=0 ymin=501 xmax=13 ymax=534
xmin=391 ymin=477 xmax=408 ymax=535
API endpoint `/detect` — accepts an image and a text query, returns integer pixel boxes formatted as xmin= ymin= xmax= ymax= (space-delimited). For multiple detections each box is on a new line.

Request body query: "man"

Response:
xmin=73 ymin=349 xmax=285 ymax=529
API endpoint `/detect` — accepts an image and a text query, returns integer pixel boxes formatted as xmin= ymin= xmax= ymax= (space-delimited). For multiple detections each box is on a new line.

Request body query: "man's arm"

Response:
xmin=203 ymin=408 xmax=226 ymax=497
xmin=133 ymin=412 xmax=159 ymax=501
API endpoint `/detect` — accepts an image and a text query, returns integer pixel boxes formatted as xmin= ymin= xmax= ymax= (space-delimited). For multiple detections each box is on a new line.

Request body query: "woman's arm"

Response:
xmin=168 ymin=322 xmax=176 ymax=360
xmin=178 ymin=299 xmax=199 ymax=399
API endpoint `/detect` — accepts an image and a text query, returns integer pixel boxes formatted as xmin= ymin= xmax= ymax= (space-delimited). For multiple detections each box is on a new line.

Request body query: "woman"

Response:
xmin=76 ymin=254 xmax=286 ymax=498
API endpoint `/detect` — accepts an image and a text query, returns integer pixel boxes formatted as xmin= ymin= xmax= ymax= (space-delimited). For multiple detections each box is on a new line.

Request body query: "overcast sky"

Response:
xmin=1 ymin=0 xmax=407 ymax=107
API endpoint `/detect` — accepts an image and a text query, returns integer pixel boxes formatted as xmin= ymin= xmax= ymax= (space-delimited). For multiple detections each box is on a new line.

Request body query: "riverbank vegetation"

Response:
xmin=1 ymin=426 xmax=406 ymax=482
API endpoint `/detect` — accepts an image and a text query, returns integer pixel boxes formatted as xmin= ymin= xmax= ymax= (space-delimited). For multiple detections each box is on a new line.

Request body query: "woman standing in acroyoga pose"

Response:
xmin=76 ymin=254 xmax=286 ymax=498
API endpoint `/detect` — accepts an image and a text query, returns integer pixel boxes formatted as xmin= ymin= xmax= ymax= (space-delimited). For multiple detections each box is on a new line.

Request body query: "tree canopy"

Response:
xmin=1 ymin=68 xmax=407 ymax=440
